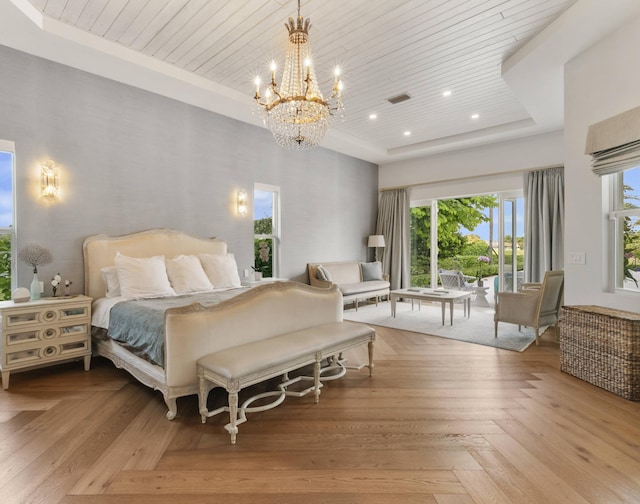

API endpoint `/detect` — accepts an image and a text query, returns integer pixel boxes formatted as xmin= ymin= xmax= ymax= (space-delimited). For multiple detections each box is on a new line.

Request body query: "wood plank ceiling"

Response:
xmin=24 ymin=0 xmax=577 ymax=156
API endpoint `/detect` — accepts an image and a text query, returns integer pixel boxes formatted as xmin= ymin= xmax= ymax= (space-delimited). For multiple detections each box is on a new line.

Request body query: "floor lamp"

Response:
xmin=368 ymin=235 xmax=385 ymax=262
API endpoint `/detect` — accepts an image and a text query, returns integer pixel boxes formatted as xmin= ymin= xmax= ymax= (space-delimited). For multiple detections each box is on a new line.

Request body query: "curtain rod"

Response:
xmin=379 ymin=164 xmax=563 ymax=192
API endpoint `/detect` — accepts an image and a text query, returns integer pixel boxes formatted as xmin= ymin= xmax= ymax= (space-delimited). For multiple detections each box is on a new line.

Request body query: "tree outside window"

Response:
xmin=254 ymin=184 xmax=280 ymax=278
xmin=614 ymin=167 xmax=640 ymax=291
xmin=0 ymin=148 xmax=14 ymax=300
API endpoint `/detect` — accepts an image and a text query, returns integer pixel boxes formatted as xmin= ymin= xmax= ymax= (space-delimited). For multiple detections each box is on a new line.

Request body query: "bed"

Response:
xmin=83 ymin=228 xmax=344 ymax=420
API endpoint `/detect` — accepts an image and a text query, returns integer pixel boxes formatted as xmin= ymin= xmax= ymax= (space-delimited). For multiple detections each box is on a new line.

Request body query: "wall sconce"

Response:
xmin=41 ymin=160 xmax=59 ymax=201
xmin=237 ymin=189 xmax=248 ymax=215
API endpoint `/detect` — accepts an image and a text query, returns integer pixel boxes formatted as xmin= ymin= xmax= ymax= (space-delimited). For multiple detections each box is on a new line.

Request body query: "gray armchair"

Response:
xmin=494 ymin=270 xmax=564 ymax=346
xmin=438 ymin=269 xmax=475 ymax=291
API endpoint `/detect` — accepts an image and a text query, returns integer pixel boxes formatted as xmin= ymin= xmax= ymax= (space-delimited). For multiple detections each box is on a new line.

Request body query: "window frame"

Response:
xmin=609 ymin=167 xmax=640 ymax=293
xmin=0 ymin=139 xmax=16 ymax=296
xmin=253 ymin=182 xmax=281 ymax=278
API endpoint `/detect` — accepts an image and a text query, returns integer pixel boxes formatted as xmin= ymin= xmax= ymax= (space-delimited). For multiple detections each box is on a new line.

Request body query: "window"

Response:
xmin=253 ymin=183 xmax=280 ymax=278
xmin=0 ymin=141 xmax=15 ymax=300
xmin=610 ymin=166 xmax=640 ymax=292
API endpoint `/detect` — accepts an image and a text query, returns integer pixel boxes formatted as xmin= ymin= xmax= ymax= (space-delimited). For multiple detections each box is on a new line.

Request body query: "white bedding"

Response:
xmin=91 ymin=287 xmax=246 ymax=330
xmin=92 ymin=296 xmax=123 ymax=329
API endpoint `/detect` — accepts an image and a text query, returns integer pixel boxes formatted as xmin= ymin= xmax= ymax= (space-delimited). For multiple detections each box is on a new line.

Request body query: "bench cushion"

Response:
xmin=197 ymin=321 xmax=373 ymax=381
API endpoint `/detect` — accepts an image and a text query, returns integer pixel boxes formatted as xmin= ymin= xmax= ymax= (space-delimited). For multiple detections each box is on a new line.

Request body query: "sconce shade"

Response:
xmin=237 ymin=189 xmax=248 ymax=215
xmin=41 ymin=160 xmax=59 ymax=201
xmin=368 ymin=235 xmax=385 ymax=248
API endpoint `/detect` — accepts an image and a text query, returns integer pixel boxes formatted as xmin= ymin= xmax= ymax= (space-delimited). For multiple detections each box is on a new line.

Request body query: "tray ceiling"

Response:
xmin=4 ymin=0 xmax=639 ymax=163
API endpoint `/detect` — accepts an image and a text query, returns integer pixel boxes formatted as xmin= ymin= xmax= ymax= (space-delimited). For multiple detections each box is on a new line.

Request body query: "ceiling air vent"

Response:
xmin=387 ymin=93 xmax=411 ymax=105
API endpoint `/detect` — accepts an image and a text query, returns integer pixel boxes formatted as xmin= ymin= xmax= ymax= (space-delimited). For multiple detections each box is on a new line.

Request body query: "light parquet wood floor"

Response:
xmin=1 ymin=324 xmax=639 ymax=504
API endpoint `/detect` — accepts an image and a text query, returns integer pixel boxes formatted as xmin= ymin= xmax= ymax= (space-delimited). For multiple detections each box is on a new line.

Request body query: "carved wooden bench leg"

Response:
xmin=227 ymin=387 xmax=239 ymax=444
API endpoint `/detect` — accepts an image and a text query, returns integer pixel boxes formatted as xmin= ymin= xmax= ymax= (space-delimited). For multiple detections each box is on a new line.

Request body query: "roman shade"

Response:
xmin=585 ymin=105 xmax=640 ymax=176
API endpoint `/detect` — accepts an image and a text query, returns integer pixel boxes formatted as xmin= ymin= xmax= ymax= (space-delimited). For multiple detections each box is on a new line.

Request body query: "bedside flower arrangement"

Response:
xmin=477 ymin=255 xmax=490 ymax=286
xmin=51 ymin=273 xmax=62 ymax=297
xmin=18 ymin=244 xmax=52 ymax=301
xmin=51 ymin=275 xmax=73 ymax=297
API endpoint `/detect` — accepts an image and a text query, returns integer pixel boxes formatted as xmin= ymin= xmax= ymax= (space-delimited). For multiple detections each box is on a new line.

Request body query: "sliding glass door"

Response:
xmin=410 ymin=191 xmax=525 ymax=300
xmin=497 ymin=192 xmax=524 ymax=293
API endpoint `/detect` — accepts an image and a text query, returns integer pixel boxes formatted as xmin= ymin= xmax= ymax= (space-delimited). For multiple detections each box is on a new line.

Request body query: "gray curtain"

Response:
xmin=524 ymin=167 xmax=564 ymax=282
xmin=376 ymin=189 xmax=410 ymax=290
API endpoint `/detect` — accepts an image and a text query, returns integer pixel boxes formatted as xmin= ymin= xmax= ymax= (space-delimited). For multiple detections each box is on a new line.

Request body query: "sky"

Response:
xmin=0 ymin=151 xmax=12 ymax=228
xmin=460 ymin=198 xmax=525 ymax=242
xmin=253 ymin=189 xmax=273 ymax=220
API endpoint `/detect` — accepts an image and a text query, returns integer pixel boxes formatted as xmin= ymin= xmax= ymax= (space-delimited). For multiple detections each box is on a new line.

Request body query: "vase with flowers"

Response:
xmin=18 ymin=244 xmax=53 ymax=300
xmin=477 ymin=255 xmax=490 ymax=287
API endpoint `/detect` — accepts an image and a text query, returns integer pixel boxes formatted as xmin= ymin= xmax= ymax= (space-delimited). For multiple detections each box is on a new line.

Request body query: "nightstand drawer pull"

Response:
xmin=41 ymin=346 xmax=58 ymax=358
xmin=43 ymin=327 xmax=58 ymax=339
xmin=42 ymin=311 xmax=57 ymax=322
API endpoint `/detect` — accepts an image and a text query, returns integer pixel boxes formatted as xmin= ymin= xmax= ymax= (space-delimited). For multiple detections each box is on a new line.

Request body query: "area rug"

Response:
xmin=344 ymin=300 xmax=537 ymax=352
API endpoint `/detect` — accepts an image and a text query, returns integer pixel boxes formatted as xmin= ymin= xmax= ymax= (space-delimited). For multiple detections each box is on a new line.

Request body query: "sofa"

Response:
xmin=307 ymin=261 xmax=390 ymax=310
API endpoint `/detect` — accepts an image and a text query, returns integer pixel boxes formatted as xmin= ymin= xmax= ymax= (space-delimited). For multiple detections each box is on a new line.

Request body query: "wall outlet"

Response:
xmin=568 ymin=252 xmax=586 ymax=264
xmin=243 ymin=269 xmax=250 ymax=278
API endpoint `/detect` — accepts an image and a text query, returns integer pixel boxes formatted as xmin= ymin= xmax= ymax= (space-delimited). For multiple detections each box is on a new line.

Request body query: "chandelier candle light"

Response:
xmin=253 ymin=0 xmax=344 ymax=149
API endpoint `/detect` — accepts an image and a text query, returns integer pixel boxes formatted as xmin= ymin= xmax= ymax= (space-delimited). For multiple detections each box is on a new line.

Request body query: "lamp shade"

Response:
xmin=368 ymin=235 xmax=385 ymax=248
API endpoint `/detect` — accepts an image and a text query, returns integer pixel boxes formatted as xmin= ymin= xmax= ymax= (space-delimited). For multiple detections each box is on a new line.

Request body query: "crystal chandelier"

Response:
xmin=253 ymin=0 xmax=344 ymax=150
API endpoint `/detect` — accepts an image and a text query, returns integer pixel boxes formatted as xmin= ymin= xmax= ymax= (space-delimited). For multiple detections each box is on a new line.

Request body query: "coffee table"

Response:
xmin=390 ymin=288 xmax=472 ymax=326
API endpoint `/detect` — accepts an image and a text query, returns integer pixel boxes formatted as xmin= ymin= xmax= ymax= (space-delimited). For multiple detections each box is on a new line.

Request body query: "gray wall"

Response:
xmin=0 ymin=45 xmax=378 ymax=294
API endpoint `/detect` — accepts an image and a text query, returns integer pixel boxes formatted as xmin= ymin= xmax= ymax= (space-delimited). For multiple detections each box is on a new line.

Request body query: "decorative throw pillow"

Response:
xmin=360 ymin=261 xmax=383 ymax=281
xmin=199 ymin=253 xmax=242 ymax=288
xmin=166 ymin=255 xmax=214 ymax=295
xmin=114 ymin=253 xmax=175 ymax=299
xmin=101 ymin=266 xmax=121 ymax=298
xmin=316 ymin=265 xmax=332 ymax=282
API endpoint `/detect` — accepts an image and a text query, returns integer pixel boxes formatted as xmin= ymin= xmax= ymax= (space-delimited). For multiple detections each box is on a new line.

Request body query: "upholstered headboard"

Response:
xmin=83 ymin=228 xmax=227 ymax=300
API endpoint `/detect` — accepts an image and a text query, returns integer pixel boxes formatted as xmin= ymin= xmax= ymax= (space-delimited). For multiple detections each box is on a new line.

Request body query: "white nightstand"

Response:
xmin=0 ymin=295 xmax=92 ymax=389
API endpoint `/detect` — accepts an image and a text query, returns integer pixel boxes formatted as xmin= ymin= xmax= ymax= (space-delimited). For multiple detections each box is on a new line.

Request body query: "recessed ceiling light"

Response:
xmin=404 ymin=131 xmax=411 ymax=136
xmin=369 ymin=113 xmax=377 ymax=120
xmin=442 ymin=90 xmax=452 ymax=97
xmin=471 ymin=113 xmax=479 ymax=119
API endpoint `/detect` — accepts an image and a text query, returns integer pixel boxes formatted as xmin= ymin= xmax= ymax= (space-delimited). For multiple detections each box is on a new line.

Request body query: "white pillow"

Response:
xmin=101 ymin=266 xmax=121 ymax=298
xmin=114 ymin=253 xmax=175 ymax=299
xmin=166 ymin=255 xmax=214 ymax=295
xmin=199 ymin=253 xmax=242 ymax=288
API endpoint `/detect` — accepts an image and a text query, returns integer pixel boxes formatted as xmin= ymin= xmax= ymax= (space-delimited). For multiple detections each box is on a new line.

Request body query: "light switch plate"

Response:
xmin=568 ymin=252 xmax=586 ymax=264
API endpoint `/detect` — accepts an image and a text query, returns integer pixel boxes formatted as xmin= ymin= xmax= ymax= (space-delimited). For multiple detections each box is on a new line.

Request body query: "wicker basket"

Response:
xmin=559 ymin=305 xmax=640 ymax=400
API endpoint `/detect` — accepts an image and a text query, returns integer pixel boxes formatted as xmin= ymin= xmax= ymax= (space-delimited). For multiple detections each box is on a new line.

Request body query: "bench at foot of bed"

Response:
xmin=196 ymin=321 xmax=375 ymax=444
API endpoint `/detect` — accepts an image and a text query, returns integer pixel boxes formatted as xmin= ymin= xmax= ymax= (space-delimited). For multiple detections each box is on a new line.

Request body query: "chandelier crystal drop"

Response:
xmin=253 ymin=0 xmax=344 ymax=150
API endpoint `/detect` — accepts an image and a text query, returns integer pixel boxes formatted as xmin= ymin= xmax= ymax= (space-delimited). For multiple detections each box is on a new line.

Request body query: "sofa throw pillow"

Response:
xmin=316 ymin=265 xmax=332 ymax=282
xmin=360 ymin=261 xmax=383 ymax=281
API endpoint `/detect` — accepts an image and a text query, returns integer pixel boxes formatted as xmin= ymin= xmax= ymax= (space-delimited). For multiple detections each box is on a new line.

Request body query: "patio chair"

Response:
xmin=438 ymin=269 xmax=476 ymax=291
xmin=494 ymin=270 xmax=564 ymax=346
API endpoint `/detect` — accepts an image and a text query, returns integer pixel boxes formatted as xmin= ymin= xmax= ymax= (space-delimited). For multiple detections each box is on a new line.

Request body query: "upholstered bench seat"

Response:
xmin=197 ymin=321 xmax=375 ymax=443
